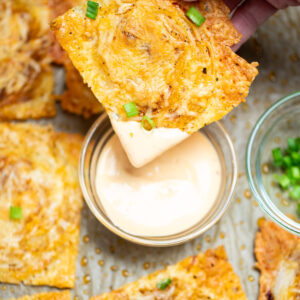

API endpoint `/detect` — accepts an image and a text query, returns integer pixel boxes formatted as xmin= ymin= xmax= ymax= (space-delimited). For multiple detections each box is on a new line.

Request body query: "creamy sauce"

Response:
xmin=110 ymin=118 xmax=189 ymax=168
xmin=95 ymin=132 xmax=221 ymax=237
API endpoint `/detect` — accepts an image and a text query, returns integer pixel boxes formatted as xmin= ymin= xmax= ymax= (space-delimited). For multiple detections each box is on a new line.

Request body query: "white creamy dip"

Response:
xmin=95 ymin=131 xmax=221 ymax=237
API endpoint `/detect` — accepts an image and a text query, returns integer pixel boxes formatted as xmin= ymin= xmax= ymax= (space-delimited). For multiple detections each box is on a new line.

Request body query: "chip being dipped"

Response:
xmin=51 ymin=0 xmax=258 ymax=167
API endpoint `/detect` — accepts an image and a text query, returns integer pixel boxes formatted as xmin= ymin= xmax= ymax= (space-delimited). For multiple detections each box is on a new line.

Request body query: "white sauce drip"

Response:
xmin=95 ymin=132 xmax=221 ymax=237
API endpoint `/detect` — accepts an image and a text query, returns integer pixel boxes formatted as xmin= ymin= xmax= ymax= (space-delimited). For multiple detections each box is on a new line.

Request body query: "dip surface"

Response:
xmin=95 ymin=132 xmax=221 ymax=236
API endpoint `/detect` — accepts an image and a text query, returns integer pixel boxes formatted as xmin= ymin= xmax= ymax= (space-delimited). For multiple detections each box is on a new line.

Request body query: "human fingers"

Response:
xmin=231 ymin=0 xmax=277 ymax=51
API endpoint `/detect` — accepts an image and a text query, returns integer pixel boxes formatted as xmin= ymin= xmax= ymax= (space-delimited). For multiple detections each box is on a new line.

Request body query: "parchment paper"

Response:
xmin=1 ymin=6 xmax=300 ymax=300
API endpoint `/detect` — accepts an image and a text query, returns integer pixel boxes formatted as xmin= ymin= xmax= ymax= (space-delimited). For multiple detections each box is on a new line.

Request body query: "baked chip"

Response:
xmin=51 ymin=0 xmax=258 ymax=133
xmin=0 ymin=0 xmax=56 ymax=120
xmin=48 ymin=0 xmax=103 ymax=117
xmin=255 ymin=219 xmax=300 ymax=300
xmin=10 ymin=291 xmax=71 ymax=300
xmin=60 ymin=59 xmax=104 ymax=118
xmin=0 ymin=123 xmax=83 ymax=288
xmin=91 ymin=246 xmax=246 ymax=299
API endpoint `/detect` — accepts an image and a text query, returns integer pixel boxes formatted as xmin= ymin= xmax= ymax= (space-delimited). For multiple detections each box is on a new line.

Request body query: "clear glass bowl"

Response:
xmin=246 ymin=91 xmax=300 ymax=235
xmin=79 ymin=114 xmax=237 ymax=246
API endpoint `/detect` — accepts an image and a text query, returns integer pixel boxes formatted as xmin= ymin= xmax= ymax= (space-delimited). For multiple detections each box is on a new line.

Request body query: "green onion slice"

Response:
xmin=289 ymin=186 xmax=300 ymax=200
xmin=86 ymin=1 xmax=99 ymax=19
xmin=123 ymin=102 xmax=138 ymax=118
xmin=272 ymin=147 xmax=283 ymax=166
xmin=157 ymin=278 xmax=172 ymax=290
xmin=298 ymin=203 xmax=300 ymax=215
xmin=10 ymin=206 xmax=22 ymax=220
xmin=141 ymin=116 xmax=155 ymax=131
xmin=186 ymin=6 xmax=206 ymax=27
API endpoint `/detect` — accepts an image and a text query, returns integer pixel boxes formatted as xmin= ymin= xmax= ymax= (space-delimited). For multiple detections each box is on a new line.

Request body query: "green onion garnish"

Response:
xmin=289 ymin=186 xmax=300 ymax=200
xmin=298 ymin=203 xmax=300 ymax=215
xmin=287 ymin=138 xmax=297 ymax=152
xmin=157 ymin=278 xmax=172 ymax=290
xmin=123 ymin=102 xmax=138 ymax=118
xmin=282 ymin=156 xmax=292 ymax=168
xmin=86 ymin=1 xmax=99 ymax=20
xmin=186 ymin=6 xmax=206 ymax=27
xmin=272 ymin=147 xmax=283 ymax=166
xmin=10 ymin=206 xmax=22 ymax=220
xmin=141 ymin=116 xmax=155 ymax=131
xmin=274 ymin=174 xmax=290 ymax=189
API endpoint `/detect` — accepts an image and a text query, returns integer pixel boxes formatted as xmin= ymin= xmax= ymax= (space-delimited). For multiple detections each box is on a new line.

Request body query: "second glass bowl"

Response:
xmin=246 ymin=91 xmax=300 ymax=236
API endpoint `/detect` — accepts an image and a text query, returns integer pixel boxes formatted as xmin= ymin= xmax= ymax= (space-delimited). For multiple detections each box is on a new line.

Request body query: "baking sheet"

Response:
xmin=1 ymin=6 xmax=300 ymax=300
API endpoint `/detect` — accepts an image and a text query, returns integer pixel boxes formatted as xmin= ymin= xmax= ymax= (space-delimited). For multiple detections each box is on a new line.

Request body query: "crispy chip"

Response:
xmin=91 ymin=246 xmax=246 ymax=299
xmin=255 ymin=219 xmax=300 ymax=300
xmin=51 ymin=0 xmax=258 ymax=133
xmin=48 ymin=0 xmax=103 ymax=117
xmin=0 ymin=0 xmax=55 ymax=120
xmin=60 ymin=59 xmax=104 ymax=118
xmin=10 ymin=291 xmax=71 ymax=300
xmin=0 ymin=123 xmax=83 ymax=288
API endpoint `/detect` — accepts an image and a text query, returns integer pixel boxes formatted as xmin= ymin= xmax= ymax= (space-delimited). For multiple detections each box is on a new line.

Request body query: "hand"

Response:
xmin=224 ymin=0 xmax=300 ymax=50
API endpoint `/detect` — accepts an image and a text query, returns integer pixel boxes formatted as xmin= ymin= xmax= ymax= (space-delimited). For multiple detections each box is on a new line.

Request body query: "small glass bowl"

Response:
xmin=79 ymin=114 xmax=237 ymax=246
xmin=246 ymin=91 xmax=300 ymax=235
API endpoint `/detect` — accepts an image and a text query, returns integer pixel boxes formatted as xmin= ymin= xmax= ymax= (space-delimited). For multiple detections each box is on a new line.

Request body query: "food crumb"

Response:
xmin=82 ymin=235 xmax=90 ymax=243
xmin=81 ymin=256 xmax=88 ymax=267
xmin=248 ymin=275 xmax=255 ymax=282
xmin=281 ymin=199 xmax=290 ymax=207
xmin=261 ymin=163 xmax=269 ymax=174
xmin=109 ymin=245 xmax=115 ymax=253
xmin=240 ymin=244 xmax=246 ymax=250
xmin=205 ymin=235 xmax=211 ymax=243
xmin=95 ymin=247 xmax=101 ymax=254
xmin=110 ymin=265 xmax=118 ymax=271
xmin=83 ymin=274 xmax=91 ymax=284
xmin=274 ymin=136 xmax=281 ymax=144
xmin=257 ymin=217 xmax=265 ymax=227
xmin=98 ymin=259 xmax=104 ymax=266
xmin=196 ymin=243 xmax=201 ymax=251
xmin=220 ymin=232 xmax=225 ymax=239
xmin=244 ymin=189 xmax=251 ymax=199
xmin=122 ymin=269 xmax=129 ymax=277
xmin=143 ymin=262 xmax=150 ymax=270
xmin=236 ymin=197 xmax=241 ymax=204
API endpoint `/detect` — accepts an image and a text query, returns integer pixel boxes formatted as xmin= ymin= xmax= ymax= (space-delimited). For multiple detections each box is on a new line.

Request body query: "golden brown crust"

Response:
xmin=0 ymin=0 xmax=56 ymax=120
xmin=10 ymin=290 xmax=71 ymax=300
xmin=91 ymin=246 xmax=246 ymax=299
xmin=59 ymin=59 xmax=104 ymax=118
xmin=51 ymin=0 xmax=258 ymax=133
xmin=255 ymin=219 xmax=300 ymax=300
xmin=0 ymin=123 xmax=83 ymax=288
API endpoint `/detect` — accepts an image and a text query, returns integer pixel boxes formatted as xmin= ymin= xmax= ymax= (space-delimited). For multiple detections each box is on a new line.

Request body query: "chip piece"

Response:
xmin=10 ymin=291 xmax=71 ymax=300
xmin=0 ymin=0 xmax=55 ymax=120
xmin=91 ymin=246 xmax=246 ymax=299
xmin=0 ymin=123 xmax=83 ymax=288
xmin=255 ymin=219 xmax=300 ymax=300
xmin=48 ymin=0 xmax=103 ymax=117
xmin=51 ymin=0 xmax=258 ymax=133
xmin=60 ymin=59 xmax=104 ymax=118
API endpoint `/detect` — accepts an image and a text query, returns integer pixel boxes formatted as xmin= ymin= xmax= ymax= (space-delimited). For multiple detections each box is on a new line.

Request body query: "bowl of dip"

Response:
xmin=246 ymin=91 xmax=300 ymax=236
xmin=79 ymin=114 xmax=237 ymax=246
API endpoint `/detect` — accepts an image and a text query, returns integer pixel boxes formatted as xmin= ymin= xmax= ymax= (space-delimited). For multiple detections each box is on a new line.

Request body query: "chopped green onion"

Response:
xmin=272 ymin=147 xmax=283 ymax=166
xmin=10 ymin=206 xmax=22 ymax=220
xmin=186 ymin=6 xmax=206 ymax=27
xmin=141 ymin=116 xmax=155 ymax=131
xmin=274 ymin=174 xmax=290 ymax=189
xmin=123 ymin=102 xmax=138 ymax=118
xmin=290 ymin=166 xmax=300 ymax=180
xmin=287 ymin=138 xmax=297 ymax=152
xmin=296 ymin=137 xmax=300 ymax=149
xmin=86 ymin=1 xmax=99 ymax=19
xmin=282 ymin=156 xmax=292 ymax=168
xmin=291 ymin=152 xmax=300 ymax=165
xmin=298 ymin=203 xmax=300 ymax=215
xmin=157 ymin=278 xmax=172 ymax=290
xmin=289 ymin=186 xmax=300 ymax=200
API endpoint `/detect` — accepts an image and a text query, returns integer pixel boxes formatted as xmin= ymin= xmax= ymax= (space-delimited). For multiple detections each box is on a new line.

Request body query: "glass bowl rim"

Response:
xmin=246 ymin=90 xmax=300 ymax=235
xmin=79 ymin=114 xmax=238 ymax=246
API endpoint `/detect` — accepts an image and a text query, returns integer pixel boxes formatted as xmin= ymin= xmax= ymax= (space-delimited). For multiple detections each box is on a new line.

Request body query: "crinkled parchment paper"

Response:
xmin=1 ymin=7 xmax=300 ymax=300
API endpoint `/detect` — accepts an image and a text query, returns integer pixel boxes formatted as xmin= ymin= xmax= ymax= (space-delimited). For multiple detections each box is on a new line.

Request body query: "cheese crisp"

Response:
xmin=60 ymin=59 xmax=104 ymax=118
xmin=11 ymin=291 xmax=71 ymax=300
xmin=0 ymin=0 xmax=55 ymax=120
xmin=91 ymin=246 xmax=246 ymax=299
xmin=0 ymin=123 xmax=83 ymax=288
xmin=51 ymin=0 xmax=258 ymax=133
xmin=255 ymin=219 xmax=300 ymax=300
xmin=48 ymin=0 xmax=103 ymax=118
